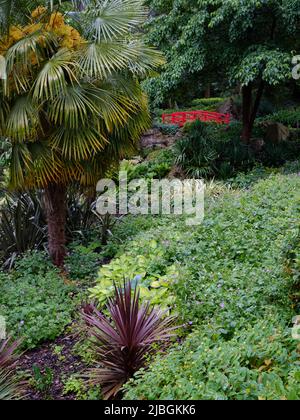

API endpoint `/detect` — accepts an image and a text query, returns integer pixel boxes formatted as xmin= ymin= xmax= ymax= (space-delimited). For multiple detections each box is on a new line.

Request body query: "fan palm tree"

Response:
xmin=0 ymin=0 xmax=163 ymax=267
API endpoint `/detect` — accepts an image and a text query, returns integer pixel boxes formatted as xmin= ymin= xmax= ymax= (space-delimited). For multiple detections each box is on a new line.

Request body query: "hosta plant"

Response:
xmin=0 ymin=338 xmax=23 ymax=400
xmin=81 ymin=281 xmax=177 ymax=399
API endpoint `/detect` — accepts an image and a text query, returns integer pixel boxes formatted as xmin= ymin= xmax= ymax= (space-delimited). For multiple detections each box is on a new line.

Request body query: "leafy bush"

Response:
xmin=126 ymin=159 xmax=173 ymax=182
xmin=258 ymin=108 xmax=300 ymax=127
xmin=154 ymin=123 xmax=179 ymax=136
xmin=174 ymin=121 xmax=219 ymax=178
xmin=63 ymin=375 xmax=101 ymax=400
xmin=174 ymin=120 xmax=300 ymax=179
xmin=99 ymin=214 xmax=170 ymax=259
xmin=30 ymin=365 xmax=54 ymax=398
xmin=110 ymin=150 xmax=174 ymax=188
xmin=82 ymin=282 xmax=177 ymax=399
xmin=174 ymin=121 xmax=255 ymax=178
xmin=189 ymin=97 xmax=225 ymax=110
xmin=65 ymin=242 xmax=101 ymax=283
xmin=89 ymin=234 xmax=181 ymax=310
xmin=0 ymin=252 xmax=76 ymax=349
xmin=261 ymin=141 xmax=300 ymax=166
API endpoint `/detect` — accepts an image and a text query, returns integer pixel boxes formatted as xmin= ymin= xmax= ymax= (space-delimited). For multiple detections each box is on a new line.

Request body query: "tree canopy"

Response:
xmin=145 ymin=0 xmax=300 ymax=131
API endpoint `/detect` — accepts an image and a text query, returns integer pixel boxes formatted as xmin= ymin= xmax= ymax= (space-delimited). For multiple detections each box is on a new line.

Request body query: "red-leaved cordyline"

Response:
xmin=81 ymin=281 xmax=178 ymax=399
xmin=0 ymin=338 xmax=19 ymax=369
xmin=0 ymin=337 xmax=24 ymax=399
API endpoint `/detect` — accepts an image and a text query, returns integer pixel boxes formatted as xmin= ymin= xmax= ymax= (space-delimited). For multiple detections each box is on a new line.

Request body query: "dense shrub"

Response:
xmin=154 ymin=123 xmax=179 ymax=136
xmin=285 ymin=231 xmax=300 ymax=308
xmin=0 ymin=252 xmax=76 ymax=349
xmin=116 ymin=149 xmax=174 ymax=183
xmin=99 ymin=214 xmax=171 ymax=259
xmin=123 ymin=174 xmax=300 ymax=399
xmin=174 ymin=121 xmax=255 ymax=178
xmin=65 ymin=242 xmax=101 ymax=283
xmin=174 ymin=120 xmax=300 ymax=178
xmin=261 ymin=141 xmax=300 ymax=166
xmin=174 ymin=122 xmax=219 ymax=178
xmin=189 ymin=97 xmax=225 ymax=110
xmin=258 ymin=108 xmax=300 ymax=127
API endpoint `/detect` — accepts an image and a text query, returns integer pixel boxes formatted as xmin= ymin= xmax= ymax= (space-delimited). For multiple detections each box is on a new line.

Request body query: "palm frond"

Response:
xmin=9 ymin=143 xmax=32 ymax=189
xmin=50 ymin=125 xmax=108 ymax=160
xmin=27 ymin=141 xmax=64 ymax=187
xmin=84 ymin=84 xmax=137 ymax=129
xmin=6 ymin=95 xmax=41 ymax=142
xmin=127 ymin=41 xmax=165 ymax=76
xmin=33 ymin=48 xmax=77 ymax=100
xmin=5 ymin=29 xmax=56 ymax=94
xmin=77 ymin=41 xmax=137 ymax=78
xmin=0 ymin=96 xmax=9 ymax=135
xmin=47 ymin=84 xmax=99 ymax=129
xmin=83 ymin=0 xmax=147 ymax=42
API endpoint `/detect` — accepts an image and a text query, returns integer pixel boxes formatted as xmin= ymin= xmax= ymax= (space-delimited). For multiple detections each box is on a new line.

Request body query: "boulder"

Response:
xmin=263 ymin=122 xmax=290 ymax=144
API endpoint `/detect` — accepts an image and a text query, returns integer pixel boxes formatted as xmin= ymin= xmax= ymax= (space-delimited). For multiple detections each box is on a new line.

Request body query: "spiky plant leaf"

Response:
xmin=0 ymin=191 xmax=46 ymax=268
xmin=81 ymin=281 xmax=178 ymax=399
xmin=0 ymin=338 xmax=23 ymax=400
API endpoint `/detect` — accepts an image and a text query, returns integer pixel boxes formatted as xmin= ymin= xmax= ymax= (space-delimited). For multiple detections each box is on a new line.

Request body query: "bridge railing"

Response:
xmin=162 ymin=110 xmax=230 ymax=127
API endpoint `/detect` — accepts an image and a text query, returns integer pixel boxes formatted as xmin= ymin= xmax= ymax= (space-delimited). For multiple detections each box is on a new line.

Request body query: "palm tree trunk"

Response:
xmin=44 ymin=183 xmax=67 ymax=268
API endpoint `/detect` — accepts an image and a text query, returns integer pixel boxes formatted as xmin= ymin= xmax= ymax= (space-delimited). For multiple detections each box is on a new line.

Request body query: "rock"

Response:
xmin=128 ymin=156 xmax=143 ymax=165
xmin=250 ymin=138 xmax=265 ymax=152
xmin=263 ymin=122 xmax=290 ymax=144
xmin=217 ymin=98 xmax=239 ymax=120
xmin=140 ymin=128 xmax=182 ymax=150
xmin=168 ymin=165 xmax=186 ymax=179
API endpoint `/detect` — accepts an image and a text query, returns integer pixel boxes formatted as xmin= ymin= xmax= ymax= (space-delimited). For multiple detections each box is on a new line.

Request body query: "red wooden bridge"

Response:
xmin=162 ymin=110 xmax=230 ymax=127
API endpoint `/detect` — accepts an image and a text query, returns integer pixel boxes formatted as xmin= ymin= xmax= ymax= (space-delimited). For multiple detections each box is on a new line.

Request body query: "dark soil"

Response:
xmin=17 ymin=328 xmax=88 ymax=400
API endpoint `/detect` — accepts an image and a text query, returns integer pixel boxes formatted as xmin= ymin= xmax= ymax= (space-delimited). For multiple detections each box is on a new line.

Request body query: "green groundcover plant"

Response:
xmin=121 ymin=173 xmax=300 ymax=400
xmin=0 ymin=252 xmax=76 ymax=349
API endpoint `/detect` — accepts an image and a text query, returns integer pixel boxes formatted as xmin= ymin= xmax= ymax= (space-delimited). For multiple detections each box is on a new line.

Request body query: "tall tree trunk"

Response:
xmin=204 ymin=84 xmax=211 ymax=98
xmin=44 ymin=183 xmax=67 ymax=268
xmin=241 ymin=84 xmax=253 ymax=144
xmin=249 ymin=78 xmax=265 ymax=132
xmin=241 ymin=79 xmax=265 ymax=144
